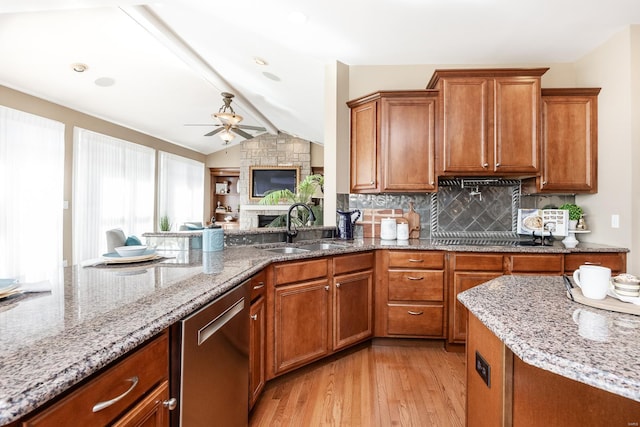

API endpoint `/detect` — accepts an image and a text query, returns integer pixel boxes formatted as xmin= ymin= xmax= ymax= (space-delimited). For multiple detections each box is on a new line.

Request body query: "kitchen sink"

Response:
xmin=264 ymin=247 xmax=310 ymax=254
xmin=297 ymin=243 xmax=348 ymax=251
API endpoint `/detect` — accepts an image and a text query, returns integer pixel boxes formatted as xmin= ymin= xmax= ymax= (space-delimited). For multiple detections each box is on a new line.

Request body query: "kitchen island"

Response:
xmin=0 ymin=237 xmax=630 ymax=425
xmin=458 ymin=275 xmax=640 ymax=426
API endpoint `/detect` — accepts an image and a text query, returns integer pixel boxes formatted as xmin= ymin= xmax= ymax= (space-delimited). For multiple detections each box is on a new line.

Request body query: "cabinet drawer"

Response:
xmin=388 ymin=270 xmax=444 ymax=301
xmin=453 ymin=253 xmax=504 ymax=271
xmin=333 ymin=251 xmax=374 ymax=275
xmin=565 ymin=253 xmax=627 ymax=274
xmin=250 ymin=269 xmax=267 ymax=301
xmin=23 ymin=332 xmax=168 ymax=427
xmin=509 ymin=254 xmax=563 ymax=274
xmin=388 ymin=251 xmax=444 ymax=269
xmin=387 ymin=304 xmax=444 ymax=337
xmin=274 ymin=258 xmax=329 ymax=285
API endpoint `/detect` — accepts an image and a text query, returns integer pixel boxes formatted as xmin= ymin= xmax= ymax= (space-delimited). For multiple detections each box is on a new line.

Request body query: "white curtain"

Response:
xmin=73 ymin=128 xmax=155 ymax=263
xmin=158 ymin=151 xmax=204 ymax=229
xmin=0 ymin=106 xmax=65 ymax=283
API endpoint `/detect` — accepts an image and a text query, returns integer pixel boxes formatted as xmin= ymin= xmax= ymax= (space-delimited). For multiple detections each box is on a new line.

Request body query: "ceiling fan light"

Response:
xmin=213 ymin=112 xmax=243 ymax=125
xmin=220 ymin=129 xmax=235 ymax=142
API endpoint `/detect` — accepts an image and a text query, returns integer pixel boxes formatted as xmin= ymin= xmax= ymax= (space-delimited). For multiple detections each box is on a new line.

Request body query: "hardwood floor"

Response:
xmin=250 ymin=340 xmax=466 ymax=426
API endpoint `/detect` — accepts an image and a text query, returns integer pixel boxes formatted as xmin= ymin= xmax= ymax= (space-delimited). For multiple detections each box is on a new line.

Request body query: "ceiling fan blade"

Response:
xmin=204 ymin=127 xmax=225 ymax=137
xmin=184 ymin=123 xmax=223 ymax=127
xmin=235 ymin=124 xmax=266 ymax=131
xmin=233 ymin=128 xmax=254 ymax=139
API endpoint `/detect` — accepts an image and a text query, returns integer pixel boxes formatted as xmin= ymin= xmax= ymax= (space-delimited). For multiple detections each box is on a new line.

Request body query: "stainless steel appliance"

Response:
xmin=175 ymin=281 xmax=249 ymax=426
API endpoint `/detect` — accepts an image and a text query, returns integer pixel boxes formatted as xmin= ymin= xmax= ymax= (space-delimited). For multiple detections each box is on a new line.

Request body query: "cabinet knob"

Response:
xmin=324 ymin=285 xmax=330 ymax=291
xmin=163 ymin=398 xmax=178 ymax=411
xmin=336 ymin=283 xmax=341 ymax=288
xmin=495 ymin=162 xmax=501 ymax=167
xmin=483 ymin=163 xmax=489 ymax=168
xmin=370 ymin=181 xmax=374 ymax=185
xmin=250 ymin=314 xmax=258 ymax=320
xmin=542 ymin=180 xmax=548 ymax=185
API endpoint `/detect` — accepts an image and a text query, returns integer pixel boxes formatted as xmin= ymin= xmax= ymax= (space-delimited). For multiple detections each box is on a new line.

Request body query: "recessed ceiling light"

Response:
xmin=254 ymin=57 xmax=268 ymax=66
xmin=71 ymin=63 xmax=88 ymax=73
xmin=94 ymin=77 xmax=115 ymax=87
xmin=287 ymin=11 xmax=307 ymax=24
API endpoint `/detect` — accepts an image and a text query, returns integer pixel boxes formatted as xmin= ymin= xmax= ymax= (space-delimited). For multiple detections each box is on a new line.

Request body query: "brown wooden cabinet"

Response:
xmin=378 ymin=250 xmax=446 ymax=338
xmin=347 ymin=91 xmax=437 ymax=193
xmin=530 ymin=88 xmax=601 ymax=194
xmin=210 ymin=168 xmax=240 ymax=227
xmin=565 ymin=252 xmax=627 ymax=275
xmin=22 ymin=332 xmax=171 ymax=427
xmin=249 ymin=270 xmax=267 ymax=410
xmin=427 ymin=68 xmax=547 ymax=176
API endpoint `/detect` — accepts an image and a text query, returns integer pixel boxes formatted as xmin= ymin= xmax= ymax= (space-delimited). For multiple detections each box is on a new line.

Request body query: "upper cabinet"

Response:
xmin=531 ymin=88 xmax=601 ymax=194
xmin=347 ymin=90 xmax=438 ymax=193
xmin=426 ymin=68 xmax=548 ymax=176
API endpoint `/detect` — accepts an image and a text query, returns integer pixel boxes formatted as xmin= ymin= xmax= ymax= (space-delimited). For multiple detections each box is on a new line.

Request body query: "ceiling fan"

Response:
xmin=185 ymin=92 xmax=266 ymax=142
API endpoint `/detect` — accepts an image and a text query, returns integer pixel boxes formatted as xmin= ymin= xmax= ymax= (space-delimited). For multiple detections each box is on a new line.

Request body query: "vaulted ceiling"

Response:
xmin=1 ymin=0 xmax=639 ymax=154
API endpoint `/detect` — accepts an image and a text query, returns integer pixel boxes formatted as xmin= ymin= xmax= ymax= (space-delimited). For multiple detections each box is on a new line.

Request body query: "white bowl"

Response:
xmin=115 ymin=245 xmax=148 ymax=257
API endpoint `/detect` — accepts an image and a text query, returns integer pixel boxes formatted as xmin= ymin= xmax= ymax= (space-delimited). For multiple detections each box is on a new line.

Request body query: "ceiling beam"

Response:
xmin=120 ymin=4 xmax=279 ymax=135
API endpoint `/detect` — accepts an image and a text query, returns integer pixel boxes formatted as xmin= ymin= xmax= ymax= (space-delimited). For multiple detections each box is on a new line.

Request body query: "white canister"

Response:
xmin=397 ymin=222 xmax=409 ymax=240
xmin=380 ymin=218 xmax=397 ymax=240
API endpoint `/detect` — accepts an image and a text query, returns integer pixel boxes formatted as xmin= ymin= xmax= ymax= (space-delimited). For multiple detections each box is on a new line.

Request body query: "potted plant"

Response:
xmin=258 ymin=174 xmax=324 ymax=227
xmin=559 ymin=203 xmax=583 ymax=229
xmin=159 ymin=215 xmax=172 ymax=231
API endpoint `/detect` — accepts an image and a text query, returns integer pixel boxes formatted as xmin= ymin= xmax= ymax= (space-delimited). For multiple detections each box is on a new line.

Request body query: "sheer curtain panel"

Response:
xmin=73 ymin=128 xmax=155 ymax=263
xmin=0 ymin=106 xmax=65 ymax=283
xmin=158 ymin=151 xmax=205 ymax=230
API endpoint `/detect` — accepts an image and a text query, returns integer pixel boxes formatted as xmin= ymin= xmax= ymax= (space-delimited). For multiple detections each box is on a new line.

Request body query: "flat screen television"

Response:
xmin=249 ymin=166 xmax=300 ymax=199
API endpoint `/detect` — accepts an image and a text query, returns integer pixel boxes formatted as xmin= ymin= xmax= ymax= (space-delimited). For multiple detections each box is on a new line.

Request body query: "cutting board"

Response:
xmin=403 ymin=201 xmax=421 ymax=239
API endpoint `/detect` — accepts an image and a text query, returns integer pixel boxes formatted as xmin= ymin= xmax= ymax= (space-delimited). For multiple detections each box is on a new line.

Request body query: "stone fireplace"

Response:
xmin=239 ymin=134 xmax=311 ymax=229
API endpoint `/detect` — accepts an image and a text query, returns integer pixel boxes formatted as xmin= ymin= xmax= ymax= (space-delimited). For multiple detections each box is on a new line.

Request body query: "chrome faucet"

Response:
xmin=286 ymin=203 xmax=316 ymax=243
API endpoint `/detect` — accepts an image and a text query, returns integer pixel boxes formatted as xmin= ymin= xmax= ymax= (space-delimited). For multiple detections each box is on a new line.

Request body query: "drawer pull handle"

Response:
xmin=92 ymin=376 xmax=139 ymax=412
xmin=163 ymin=398 xmax=177 ymax=411
xmin=408 ymin=310 xmax=424 ymax=316
xmin=253 ymin=282 xmax=265 ymax=290
xmin=407 ymin=276 xmax=424 ymax=281
xmin=408 ymin=259 xmax=423 ymax=263
xmin=584 ymin=261 xmax=602 ymax=265
xmin=250 ymin=314 xmax=258 ymax=320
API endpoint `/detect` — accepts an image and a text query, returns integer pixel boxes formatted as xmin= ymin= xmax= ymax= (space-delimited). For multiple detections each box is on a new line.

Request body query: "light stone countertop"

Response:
xmin=458 ymin=275 xmax=640 ymax=402
xmin=0 ymin=238 xmax=630 ymax=425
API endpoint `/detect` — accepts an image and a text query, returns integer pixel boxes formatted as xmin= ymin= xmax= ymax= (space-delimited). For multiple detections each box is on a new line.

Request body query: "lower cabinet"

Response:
xmin=565 ymin=252 xmax=627 ymax=275
xmin=22 ymin=331 xmax=171 ymax=427
xmin=269 ymin=253 xmax=374 ymax=377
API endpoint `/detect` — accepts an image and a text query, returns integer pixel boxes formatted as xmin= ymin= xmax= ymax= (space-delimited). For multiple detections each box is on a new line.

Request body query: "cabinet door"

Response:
xmin=539 ymin=90 xmax=599 ymax=193
xmin=440 ymin=78 xmax=492 ymax=173
xmin=249 ymin=296 xmax=266 ymax=409
xmin=381 ymin=96 xmax=436 ymax=191
xmin=450 ymin=272 xmax=503 ymax=344
xmin=273 ymin=279 xmax=330 ymax=374
xmin=350 ymin=100 xmax=380 ymax=192
xmin=112 ymin=381 xmax=170 ymax=427
xmin=333 ymin=270 xmax=373 ymax=351
xmin=494 ymin=77 xmax=540 ymax=173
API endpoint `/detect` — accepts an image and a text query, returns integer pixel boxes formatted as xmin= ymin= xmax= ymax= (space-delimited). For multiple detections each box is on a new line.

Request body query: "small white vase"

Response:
xmin=569 ymin=219 xmax=578 ymax=230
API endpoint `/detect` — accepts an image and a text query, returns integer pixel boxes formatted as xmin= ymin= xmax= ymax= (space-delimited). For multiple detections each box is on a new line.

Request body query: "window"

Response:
xmin=73 ymin=128 xmax=155 ymax=263
xmin=158 ymin=152 xmax=204 ymax=230
xmin=0 ymin=106 xmax=65 ymax=283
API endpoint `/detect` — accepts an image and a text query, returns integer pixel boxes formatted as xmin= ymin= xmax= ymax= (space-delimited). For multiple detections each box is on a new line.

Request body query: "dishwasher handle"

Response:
xmin=198 ymin=297 xmax=245 ymax=346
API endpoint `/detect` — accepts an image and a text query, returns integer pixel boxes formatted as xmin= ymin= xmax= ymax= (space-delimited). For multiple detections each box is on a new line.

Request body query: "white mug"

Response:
xmin=573 ymin=265 xmax=611 ymax=300
xmin=572 ymin=308 xmax=609 ymax=342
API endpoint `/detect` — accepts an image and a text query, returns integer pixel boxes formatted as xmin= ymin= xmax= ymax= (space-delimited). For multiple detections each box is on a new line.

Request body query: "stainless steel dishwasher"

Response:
xmin=175 ymin=280 xmax=250 ymax=426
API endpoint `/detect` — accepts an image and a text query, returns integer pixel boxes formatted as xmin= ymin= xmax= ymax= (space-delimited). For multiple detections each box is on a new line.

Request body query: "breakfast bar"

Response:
xmin=458 ymin=275 xmax=640 ymax=426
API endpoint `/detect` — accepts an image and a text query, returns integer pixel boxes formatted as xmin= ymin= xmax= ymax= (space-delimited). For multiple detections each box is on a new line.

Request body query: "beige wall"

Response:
xmin=206 ymin=141 xmax=324 ymax=169
xmin=0 ymin=85 xmax=206 ymax=265
xmin=573 ymin=26 xmax=638 ymax=271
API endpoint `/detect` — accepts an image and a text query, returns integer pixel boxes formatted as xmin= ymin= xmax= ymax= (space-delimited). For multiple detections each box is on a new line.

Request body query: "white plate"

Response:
xmin=101 ymin=249 xmax=158 ymax=263
xmin=608 ymin=286 xmax=640 ymax=305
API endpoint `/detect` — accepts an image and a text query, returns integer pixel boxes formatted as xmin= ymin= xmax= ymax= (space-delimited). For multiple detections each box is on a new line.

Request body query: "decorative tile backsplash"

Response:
xmin=338 ymin=179 xmax=575 ymax=239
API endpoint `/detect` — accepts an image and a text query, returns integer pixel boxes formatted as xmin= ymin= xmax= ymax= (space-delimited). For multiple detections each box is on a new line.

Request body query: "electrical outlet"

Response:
xmin=611 ymin=214 xmax=620 ymax=229
xmin=475 ymin=351 xmax=491 ymax=387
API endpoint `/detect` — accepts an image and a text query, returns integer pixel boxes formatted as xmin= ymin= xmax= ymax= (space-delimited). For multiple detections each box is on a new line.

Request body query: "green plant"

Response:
xmin=258 ymin=174 xmax=324 ymax=227
xmin=559 ymin=203 xmax=583 ymax=221
xmin=159 ymin=215 xmax=172 ymax=231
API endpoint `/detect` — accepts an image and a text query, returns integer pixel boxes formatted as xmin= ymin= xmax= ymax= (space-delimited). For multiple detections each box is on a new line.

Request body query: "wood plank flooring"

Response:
xmin=250 ymin=340 xmax=466 ymax=426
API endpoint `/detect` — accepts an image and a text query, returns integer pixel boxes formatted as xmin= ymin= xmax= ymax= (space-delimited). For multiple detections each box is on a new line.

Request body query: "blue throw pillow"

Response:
xmin=185 ymin=223 xmax=204 ymax=230
xmin=125 ymin=235 xmax=142 ymax=246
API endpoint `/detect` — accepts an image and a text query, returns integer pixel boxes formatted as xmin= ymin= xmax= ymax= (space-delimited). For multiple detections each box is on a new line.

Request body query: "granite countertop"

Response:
xmin=458 ymin=275 xmax=640 ymax=402
xmin=0 ymin=237 xmax=629 ymax=425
